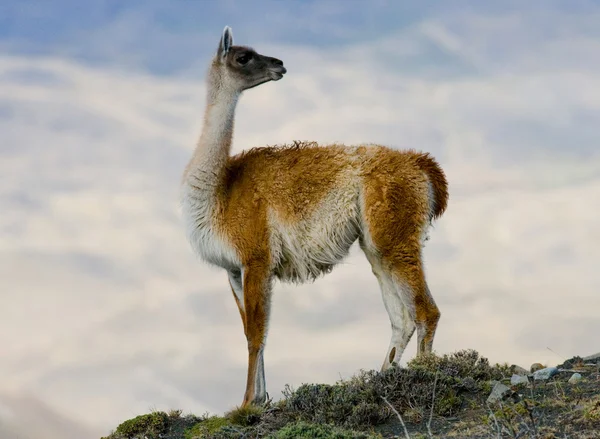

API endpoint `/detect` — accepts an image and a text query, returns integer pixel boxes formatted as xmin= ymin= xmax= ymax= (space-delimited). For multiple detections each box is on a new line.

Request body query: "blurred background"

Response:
xmin=1 ymin=1 xmax=599 ymax=438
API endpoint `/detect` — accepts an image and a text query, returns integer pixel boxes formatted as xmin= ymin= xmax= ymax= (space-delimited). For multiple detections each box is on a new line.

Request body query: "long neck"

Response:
xmin=184 ymin=79 xmax=240 ymax=189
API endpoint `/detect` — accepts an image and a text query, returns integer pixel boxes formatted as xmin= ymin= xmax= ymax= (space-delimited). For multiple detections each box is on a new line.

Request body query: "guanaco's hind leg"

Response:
xmin=362 ymin=244 xmax=416 ymax=370
xmin=389 ymin=254 xmax=440 ymax=356
xmin=362 ymin=241 xmax=440 ymax=369
xmin=378 ymin=272 xmax=417 ymax=370
xmin=416 ymin=283 xmax=440 ymax=353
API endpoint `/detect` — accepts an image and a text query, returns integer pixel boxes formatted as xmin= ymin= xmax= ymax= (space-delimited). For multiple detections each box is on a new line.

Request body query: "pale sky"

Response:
xmin=1 ymin=1 xmax=600 ymax=438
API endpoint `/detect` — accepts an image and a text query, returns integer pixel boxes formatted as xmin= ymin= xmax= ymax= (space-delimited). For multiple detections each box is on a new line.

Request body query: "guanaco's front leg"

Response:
xmin=240 ymin=262 xmax=272 ymax=407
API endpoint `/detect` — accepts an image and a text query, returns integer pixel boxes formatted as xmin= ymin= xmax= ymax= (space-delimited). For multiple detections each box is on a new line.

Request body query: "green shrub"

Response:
xmin=225 ymin=404 xmax=264 ymax=426
xmin=114 ymin=411 xmax=170 ymax=438
xmin=368 ymin=363 xmax=462 ymax=417
xmin=108 ymin=410 xmax=201 ymax=439
xmin=408 ymin=349 xmax=509 ymax=382
xmin=282 ymin=378 xmax=388 ymax=429
xmin=184 ymin=416 xmax=230 ymax=439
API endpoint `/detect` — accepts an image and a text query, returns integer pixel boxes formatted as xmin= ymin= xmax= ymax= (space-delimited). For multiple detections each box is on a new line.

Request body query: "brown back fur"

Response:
xmin=216 ymin=141 xmax=448 ymax=270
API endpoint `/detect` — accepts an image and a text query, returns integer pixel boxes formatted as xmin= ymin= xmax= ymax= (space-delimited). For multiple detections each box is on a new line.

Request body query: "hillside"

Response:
xmin=101 ymin=350 xmax=600 ymax=439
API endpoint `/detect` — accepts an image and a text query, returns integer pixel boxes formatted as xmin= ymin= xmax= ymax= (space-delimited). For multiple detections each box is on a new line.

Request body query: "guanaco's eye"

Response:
xmin=236 ymin=53 xmax=253 ymax=65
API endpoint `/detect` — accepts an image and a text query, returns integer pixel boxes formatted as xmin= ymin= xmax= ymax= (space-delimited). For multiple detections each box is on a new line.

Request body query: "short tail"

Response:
xmin=415 ymin=152 xmax=449 ymax=221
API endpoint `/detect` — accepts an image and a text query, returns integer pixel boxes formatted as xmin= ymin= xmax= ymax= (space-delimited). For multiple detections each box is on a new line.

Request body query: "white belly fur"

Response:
xmin=269 ymin=185 xmax=362 ymax=284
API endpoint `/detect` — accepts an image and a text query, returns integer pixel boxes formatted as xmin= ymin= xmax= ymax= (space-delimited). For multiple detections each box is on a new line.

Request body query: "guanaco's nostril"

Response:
xmin=273 ymin=58 xmax=284 ymax=66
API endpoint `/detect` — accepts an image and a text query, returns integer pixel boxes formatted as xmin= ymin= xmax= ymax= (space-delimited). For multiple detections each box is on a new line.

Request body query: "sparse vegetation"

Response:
xmin=101 ymin=350 xmax=600 ymax=439
xmin=267 ymin=421 xmax=382 ymax=439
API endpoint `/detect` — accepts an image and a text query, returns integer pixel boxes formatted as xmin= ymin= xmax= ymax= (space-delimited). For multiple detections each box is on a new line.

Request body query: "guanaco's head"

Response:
xmin=209 ymin=26 xmax=286 ymax=93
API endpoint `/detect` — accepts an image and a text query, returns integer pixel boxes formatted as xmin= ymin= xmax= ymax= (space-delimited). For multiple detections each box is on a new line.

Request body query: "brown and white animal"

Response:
xmin=181 ymin=26 xmax=449 ymax=407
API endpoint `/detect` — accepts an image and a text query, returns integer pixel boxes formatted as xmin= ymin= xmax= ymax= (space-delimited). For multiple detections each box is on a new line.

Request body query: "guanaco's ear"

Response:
xmin=218 ymin=26 xmax=233 ymax=59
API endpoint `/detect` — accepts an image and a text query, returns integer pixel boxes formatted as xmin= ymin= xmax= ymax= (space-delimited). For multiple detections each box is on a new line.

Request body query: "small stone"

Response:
xmin=511 ymin=365 xmax=529 ymax=375
xmin=533 ymin=366 xmax=558 ymax=381
xmin=487 ymin=382 xmax=511 ymax=404
xmin=568 ymin=373 xmax=582 ymax=384
xmin=511 ymin=374 xmax=530 ymax=386
xmin=530 ymin=363 xmax=545 ymax=373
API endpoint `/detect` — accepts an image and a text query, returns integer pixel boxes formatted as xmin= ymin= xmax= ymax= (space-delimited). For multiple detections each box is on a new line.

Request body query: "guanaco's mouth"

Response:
xmin=269 ymin=66 xmax=287 ymax=81
xmin=245 ymin=66 xmax=287 ymax=90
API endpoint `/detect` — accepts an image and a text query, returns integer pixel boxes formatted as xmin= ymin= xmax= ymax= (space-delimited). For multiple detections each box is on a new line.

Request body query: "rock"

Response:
xmin=487 ymin=382 xmax=511 ymax=404
xmin=511 ymin=374 xmax=530 ymax=386
xmin=583 ymin=352 xmax=600 ymax=362
xmin=558 ymin=355 xmax=587 ymax=369
xmin=568 ymin=373 xmax=583 ymax=384
xmin=530 ymin=363 xmax=545 ymax=373
xmin=510 ymin=365 xmax=529 ymax=375
xmin=533 ymin=366 xmax=558 ymax=381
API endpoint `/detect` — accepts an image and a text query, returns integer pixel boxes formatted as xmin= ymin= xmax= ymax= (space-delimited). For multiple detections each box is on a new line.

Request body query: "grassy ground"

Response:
xmin=101 ymin=350 xmax=600 ymax=439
